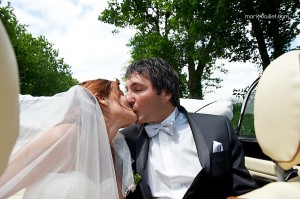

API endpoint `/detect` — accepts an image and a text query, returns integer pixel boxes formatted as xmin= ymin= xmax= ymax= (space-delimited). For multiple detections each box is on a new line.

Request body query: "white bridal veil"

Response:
xmin=0 ymin=85 xmax=134 ymax=199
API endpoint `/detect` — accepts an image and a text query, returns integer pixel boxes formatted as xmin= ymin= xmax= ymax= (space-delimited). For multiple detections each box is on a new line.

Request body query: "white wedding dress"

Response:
xmin=0 ymin=86 xmax=134 ymax=199
xmin=23 ymin=172 xmax=115 ymax=199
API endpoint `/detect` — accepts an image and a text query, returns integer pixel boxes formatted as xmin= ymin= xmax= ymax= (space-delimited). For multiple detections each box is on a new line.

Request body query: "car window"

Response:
xmin=239 ymin=86 xmax=256 ymax=137
xmin=237 ymin=77 xmax=259 ymax=137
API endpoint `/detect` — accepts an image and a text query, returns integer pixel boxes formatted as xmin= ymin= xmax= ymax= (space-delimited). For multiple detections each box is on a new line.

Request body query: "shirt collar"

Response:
xmin=161 ymin=107 xmax=178 ymax=125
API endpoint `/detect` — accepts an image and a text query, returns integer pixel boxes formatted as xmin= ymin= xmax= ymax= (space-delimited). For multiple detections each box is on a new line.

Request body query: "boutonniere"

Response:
xmin=126 ymin=172 xmax=142 ymax=195
xmin=133 ymin=172 xmax=142 ymax=185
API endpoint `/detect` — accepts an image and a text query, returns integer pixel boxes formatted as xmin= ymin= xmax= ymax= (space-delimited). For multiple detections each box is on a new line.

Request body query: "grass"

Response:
xmin=232 ymin=103 xmax=256 ymax=137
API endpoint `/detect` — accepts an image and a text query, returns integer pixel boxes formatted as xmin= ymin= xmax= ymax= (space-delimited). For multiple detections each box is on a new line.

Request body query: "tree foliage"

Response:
xmin=0 ymin=2 xmax=78 ymax=96
xmin=99 ymin=0 xmax=299 ymax=99
xmin=213 ymin=0 xmax=300 ymax=70
xmin=99 ymin=0 xmax=225 ymax=99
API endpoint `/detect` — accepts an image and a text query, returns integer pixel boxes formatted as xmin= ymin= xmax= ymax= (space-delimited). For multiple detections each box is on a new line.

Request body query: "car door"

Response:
xmin=236 ymin=77 xmax=277 ymax=187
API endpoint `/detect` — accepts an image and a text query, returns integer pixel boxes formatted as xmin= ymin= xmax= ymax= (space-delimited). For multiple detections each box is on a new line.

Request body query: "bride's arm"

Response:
xmin=0 ymin=123 xmax=77 ymax=198
xmin=116 ymin=171 xmax=125 ymax=199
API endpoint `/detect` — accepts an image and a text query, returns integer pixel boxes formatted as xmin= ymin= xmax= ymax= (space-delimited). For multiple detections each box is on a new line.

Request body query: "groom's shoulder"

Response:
xmin=187 ymin=111 xmax=229 ymax=124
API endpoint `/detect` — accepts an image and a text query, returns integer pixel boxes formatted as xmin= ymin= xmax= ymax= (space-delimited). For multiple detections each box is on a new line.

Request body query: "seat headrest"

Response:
xmin=254 ymin=50 xmax=300 ymax=170
xmin=0 ymin=20 xmax=20 ymax=175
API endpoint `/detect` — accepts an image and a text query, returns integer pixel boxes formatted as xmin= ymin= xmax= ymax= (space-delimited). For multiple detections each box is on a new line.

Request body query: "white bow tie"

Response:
xmin=145 ymin=120 xmax=175 ymax=138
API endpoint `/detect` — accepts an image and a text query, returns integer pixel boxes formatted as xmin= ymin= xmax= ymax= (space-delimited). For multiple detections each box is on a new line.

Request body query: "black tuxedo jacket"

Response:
xmin=121 ymin=106 xmax=257 ymax=199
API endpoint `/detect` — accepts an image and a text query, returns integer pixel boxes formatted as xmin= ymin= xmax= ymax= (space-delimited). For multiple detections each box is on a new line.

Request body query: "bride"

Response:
xmin=0 ymin=78 xmax=137 ymax=199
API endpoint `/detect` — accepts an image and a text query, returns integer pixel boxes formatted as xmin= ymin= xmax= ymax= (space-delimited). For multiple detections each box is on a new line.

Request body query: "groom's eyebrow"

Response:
xmin=127 ymin=81 xmax=142 ymax=89
xmin=125 ymin=79 xmax=139 ymax=89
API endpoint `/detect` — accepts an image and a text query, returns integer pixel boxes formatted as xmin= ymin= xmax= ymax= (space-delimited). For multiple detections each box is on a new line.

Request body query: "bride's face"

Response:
xmin=108 ymin=89 xmax=137 ymax=128
xmin=119 ymin=94 xmax=138 ymax=126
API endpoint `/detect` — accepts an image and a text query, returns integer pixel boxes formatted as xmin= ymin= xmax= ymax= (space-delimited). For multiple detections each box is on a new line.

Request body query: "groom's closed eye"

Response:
xmin=134 ymin=88 xmax=143 ymax=92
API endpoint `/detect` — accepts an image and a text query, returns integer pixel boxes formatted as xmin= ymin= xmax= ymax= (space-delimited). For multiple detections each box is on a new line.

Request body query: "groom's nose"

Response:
xmin=126 ymin=93 xmax=135 ymax=108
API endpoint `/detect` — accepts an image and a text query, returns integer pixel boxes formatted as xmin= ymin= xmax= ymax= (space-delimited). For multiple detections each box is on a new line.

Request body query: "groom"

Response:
xmin=121 ymin=57 xmax=257 ymax=199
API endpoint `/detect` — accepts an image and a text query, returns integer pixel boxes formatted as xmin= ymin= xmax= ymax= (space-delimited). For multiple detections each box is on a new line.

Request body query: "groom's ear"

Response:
xmin=163 ymin=90 xmax=172 ymax=103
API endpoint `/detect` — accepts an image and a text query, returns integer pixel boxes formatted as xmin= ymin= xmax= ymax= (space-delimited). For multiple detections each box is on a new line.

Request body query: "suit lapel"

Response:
xmin=135 ymin=126 xmax=152 ymax=197
xmin=184 ymin=110 xmax=210 ymax=173
xmin=136 ymin=127 xmax=149 ymax=172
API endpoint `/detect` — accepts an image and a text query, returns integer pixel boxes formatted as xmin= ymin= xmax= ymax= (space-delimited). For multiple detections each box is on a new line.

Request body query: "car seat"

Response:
xmin=0 ymin=20 xmax=20 ymax=175
xmin=229 ymin=50 xmax=300 ymax=198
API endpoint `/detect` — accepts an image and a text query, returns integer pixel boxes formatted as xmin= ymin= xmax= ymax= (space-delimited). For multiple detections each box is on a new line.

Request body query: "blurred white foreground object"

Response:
xmin=0 ymin=20 xmax=20 ymax=175
xmin=180 ymin=98 xmax=233 ymax=120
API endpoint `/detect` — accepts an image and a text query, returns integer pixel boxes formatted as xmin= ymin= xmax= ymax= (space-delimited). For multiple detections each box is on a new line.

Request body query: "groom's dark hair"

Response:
xmin=125 ymin=57 xmax=180 ymax=107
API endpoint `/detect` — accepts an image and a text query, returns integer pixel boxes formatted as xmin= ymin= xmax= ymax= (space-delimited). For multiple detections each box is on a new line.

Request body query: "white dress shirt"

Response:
xmin=146 ymin=108 xmax=202 ymax=199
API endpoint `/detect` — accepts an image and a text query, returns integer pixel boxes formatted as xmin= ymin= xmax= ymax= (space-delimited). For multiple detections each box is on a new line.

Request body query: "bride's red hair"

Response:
xmin=80 ymin=78 xmax=122 ymax=117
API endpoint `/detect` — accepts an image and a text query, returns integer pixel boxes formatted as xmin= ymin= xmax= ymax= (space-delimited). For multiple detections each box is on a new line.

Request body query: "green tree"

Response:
xmin=212 ymin=0 xmax=299 ymax=100
xmin=0 ymin=2 xmax=78 ymax=96
xmin=213 ymin=0 xmax=300 ymax=70
xmin=99 ymin=0 xmax=226 ymax=99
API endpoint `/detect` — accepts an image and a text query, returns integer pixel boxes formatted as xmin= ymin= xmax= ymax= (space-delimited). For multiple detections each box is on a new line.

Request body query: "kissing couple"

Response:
xmin=0 ymin=57 xmax=257 ymax=199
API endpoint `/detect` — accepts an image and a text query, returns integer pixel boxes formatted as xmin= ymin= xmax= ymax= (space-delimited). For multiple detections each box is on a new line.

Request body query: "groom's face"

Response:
xmin=126 ymin=73 xmax=170 ymax=124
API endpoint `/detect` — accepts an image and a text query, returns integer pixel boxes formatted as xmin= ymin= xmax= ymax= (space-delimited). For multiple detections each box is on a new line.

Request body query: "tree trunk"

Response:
xmin=187 ymin=58 xmax=203 ymax=99
xmin=250 ymin=18 xmax=270 ymax=70
xmin=269 ymin=0 xmax=285 ymax=59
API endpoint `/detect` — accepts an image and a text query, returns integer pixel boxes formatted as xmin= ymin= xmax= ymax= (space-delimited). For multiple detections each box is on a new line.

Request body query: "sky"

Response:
xmin=1 ymin=0 xmax=299 ymax=101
